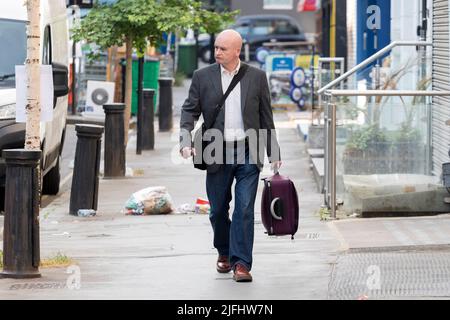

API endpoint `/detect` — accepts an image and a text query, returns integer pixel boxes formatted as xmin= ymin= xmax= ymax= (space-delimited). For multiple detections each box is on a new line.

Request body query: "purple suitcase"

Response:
xmin=261 ymin=172 xmax=299 ymax=239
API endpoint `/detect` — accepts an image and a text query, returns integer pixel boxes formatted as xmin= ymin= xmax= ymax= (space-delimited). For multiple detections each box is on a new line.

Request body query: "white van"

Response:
xmin=0 ymin=0 xmax=69 ymax=207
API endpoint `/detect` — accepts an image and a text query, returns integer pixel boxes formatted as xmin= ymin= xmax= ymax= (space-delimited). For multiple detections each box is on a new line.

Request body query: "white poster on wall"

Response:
xmin=15 ymin=65 xmax=54 ymax=122
xmin=264 ymin=0 xmax=293 ymax=10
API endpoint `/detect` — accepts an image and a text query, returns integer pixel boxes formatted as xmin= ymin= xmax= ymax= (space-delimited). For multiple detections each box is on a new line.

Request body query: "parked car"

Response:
xmin=198 ymin=14 xmax=307 ymax=63
xmin=0 ymin=0 xmax=69 ymax=209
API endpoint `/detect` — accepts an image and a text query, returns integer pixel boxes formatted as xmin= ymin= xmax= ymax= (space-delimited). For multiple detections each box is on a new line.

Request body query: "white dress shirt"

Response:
xmin=220 ymin=61 xmax=246 ymax=142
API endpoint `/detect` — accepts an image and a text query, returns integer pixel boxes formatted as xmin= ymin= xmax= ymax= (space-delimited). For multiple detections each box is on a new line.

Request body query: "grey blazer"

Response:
xmin=180 ymin=62 xmax=281 ymax=173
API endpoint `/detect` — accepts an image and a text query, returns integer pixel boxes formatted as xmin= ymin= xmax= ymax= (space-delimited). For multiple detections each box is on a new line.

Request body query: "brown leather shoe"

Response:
xmin=216 ymin=255 xmax=231 ymax=273
xmin=233 ymin=264 xmax=253 ymax=282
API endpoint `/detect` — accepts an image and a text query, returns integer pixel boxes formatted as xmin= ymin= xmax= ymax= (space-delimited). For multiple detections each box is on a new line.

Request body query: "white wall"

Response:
xmin=347 ymin=0 xmax=357 ymax=69
xmin=377 ymin=0 xmax=432 ymax=131
xmin=390 ymin=0 xmax=431 ymax=90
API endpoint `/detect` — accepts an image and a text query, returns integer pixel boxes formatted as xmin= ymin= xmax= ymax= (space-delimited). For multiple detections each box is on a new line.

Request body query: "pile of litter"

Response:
xmin=124 ymin=187 xmax=211 ymax=216
xmin=177 ymin=198 xmax=210 ymax=214
xmin=124 ymin=186 xmax=174 ymax=215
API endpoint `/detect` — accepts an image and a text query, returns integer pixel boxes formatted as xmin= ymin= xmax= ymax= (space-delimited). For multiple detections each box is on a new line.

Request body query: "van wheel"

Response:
xmin=42 ymin=155 xmax=61 ymax=195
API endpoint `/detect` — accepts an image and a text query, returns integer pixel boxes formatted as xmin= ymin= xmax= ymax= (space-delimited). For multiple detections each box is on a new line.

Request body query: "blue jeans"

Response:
xmin=206 ymin=145 xmax=260 ymax=271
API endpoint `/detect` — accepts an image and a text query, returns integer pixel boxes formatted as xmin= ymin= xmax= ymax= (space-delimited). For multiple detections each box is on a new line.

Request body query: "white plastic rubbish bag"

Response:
xmin=124 ymin=186 xmax=174 ymax=215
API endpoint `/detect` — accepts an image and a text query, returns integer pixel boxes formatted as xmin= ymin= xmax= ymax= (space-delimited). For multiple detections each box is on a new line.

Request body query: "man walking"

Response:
xmin=180 ymin=29 xmax=281 ymax=282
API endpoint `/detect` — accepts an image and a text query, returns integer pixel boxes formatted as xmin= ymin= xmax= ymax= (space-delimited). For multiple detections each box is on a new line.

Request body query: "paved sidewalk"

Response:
xmin=0 ymin=111 xmax=338 ymax=299
xmin=329 ymin=214 xmax=450 ymax=250
xmin=2 ymin=77 xmax=450 ymax=299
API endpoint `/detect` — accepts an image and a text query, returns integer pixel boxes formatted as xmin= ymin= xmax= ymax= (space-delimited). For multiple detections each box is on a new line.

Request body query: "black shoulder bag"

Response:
xmin=192 ymin=64 xmax=248 ymax=170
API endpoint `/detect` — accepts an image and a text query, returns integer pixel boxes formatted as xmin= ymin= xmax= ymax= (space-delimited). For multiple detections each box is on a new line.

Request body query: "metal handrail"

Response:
xmin=325 ymin=89 xmax=450 ymax=219
xmin=317 ymin=41 xmax=432 ymax=95
xmin=326 ymin=90 xmax=450 ymax=97
xmin=262 ymin=41 xmax=315 ymax=47
xmin=319 ymin=57 xmax=345 ymax=63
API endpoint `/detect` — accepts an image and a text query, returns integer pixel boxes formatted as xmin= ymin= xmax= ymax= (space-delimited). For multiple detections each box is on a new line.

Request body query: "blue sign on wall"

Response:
xmin=272 ymin=57 xmax=294 ymax=71
xmin=356 ymin=0 xmax=391 ymax=78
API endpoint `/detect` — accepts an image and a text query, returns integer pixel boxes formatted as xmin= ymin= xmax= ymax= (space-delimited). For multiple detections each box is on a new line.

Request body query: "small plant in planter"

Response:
xmin=343 ymin=124 xmax=389 ymax=174
xmin=389 ymin=123 xmax=424 ymax=173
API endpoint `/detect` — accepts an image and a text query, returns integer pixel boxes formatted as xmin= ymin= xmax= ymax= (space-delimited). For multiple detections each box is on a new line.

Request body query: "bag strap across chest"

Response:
xmin=204 ymin=64 xmax=249 ymax=130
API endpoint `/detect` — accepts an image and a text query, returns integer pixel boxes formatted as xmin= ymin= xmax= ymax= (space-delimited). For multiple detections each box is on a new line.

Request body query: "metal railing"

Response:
xmin=317 ymin=58 xmax=345 ymax=205
xmin=317 ymin=57 xmax=345 ymax=121
xmin=318 ymin=40 xmax=432 ymax=211
xmin=317 ymin=41 xmax=432 ymax=95
xmin=325 ymin=90 xmax=450 ymax=219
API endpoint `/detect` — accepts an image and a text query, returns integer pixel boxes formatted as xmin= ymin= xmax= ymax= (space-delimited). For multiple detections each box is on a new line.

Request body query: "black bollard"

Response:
xmin=142 ymin=89 xmax=155 ymax=150
xmin=1 ymin=149 xmax=41 ymax=279
xmin=103 ymin=103 xmax=126 ymax=178
xmin=208 ymin=33 xmax=216 ymax=64
xmin=136 ymin=57 xmax=144 ymax=155
xmin=158 ymin=77 xmax=174 ymax=132
xmin=69 ymin=124 xmax=104 ymax=216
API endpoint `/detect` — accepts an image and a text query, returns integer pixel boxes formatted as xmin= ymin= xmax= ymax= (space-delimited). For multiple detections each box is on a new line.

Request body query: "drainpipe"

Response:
xmin=417 ymin=0 xmax=428 ymax=81
xmin=419 ymin=0 xmax=428 ymax=78
xmin=420 ymin=0 xmax=428 ymax=41
xmin=419 ymin=0 xmax=431 ymax=174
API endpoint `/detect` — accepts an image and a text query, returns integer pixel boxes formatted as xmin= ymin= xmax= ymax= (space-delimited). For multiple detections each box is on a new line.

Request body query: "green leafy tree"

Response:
xmin=72 ymin=0 xmax=237 ymax=144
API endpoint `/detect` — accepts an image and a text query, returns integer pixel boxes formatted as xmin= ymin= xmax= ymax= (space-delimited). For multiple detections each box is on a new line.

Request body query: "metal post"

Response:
xmin=142 ymin=89 xmax=155 ymax=150
xmin=103 ymin=103 xmax=126 ymax=178
xmin=244 ymin=41 xmax=250 ymax=62
xmin=71 ymin=7 xmax=77 ymax=115
xmin=69 ymin=125 xmax=104 ymax=215
xmin=158 ymin=77 xmax=174 ymax=132
xmin=426 ymin=100 xmax=432 ymax=175
xmin=311 ymin=44 xmax=315 ymax=110
xmin=318 ymin=57 xmax=346 ymax=208
xmin=317 ymin=57 xmax=346 ymax=125
xmin=1 ymin=149 xmax=41 ymax=279
xmin=317 ymin=62 xmax=323 ymax=126
xmin=136 ymin=56 xmax=144 ymax=155
xmin=330 ymin=98 xmax=337 ymax=219
xmin=324 ymin=99 xmax=330 ymax=206
xmin=375 ymin=62 xmax=381 ymax=90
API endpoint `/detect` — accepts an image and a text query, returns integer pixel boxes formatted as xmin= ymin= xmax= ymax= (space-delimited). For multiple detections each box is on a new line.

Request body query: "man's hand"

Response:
xmin=270 ymin=161 xmax=282 ymax=173
xmin=181 ymin=147 xmax=196 ymax=159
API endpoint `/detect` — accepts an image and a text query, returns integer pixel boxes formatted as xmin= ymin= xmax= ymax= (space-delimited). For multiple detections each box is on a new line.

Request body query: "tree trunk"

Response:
xmin=124 ymin=36 xmax=133 ymax=146
xmin=174 ymin=31 xmax=179 ymax=75
xmin=25 ymin=0 xmax=41 ymax=151
xmin=106 ymin=47 xmax=112 ymax=82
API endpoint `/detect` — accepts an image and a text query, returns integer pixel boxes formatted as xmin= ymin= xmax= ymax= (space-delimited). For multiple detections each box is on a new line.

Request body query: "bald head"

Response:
xmin=214 ymin=29 xmax=243 ymax=71
xmin=216 ymin=29 xmax=243 ymax=50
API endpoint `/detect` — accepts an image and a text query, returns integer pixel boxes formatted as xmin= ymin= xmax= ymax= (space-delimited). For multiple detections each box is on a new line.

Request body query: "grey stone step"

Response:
xmin=311 ymin=157 xmax=324 ymax=193
xmin=361 ymin=188 xmax=450 ymax=217
xmin=308 ymin=148 xmax=324 ymax=158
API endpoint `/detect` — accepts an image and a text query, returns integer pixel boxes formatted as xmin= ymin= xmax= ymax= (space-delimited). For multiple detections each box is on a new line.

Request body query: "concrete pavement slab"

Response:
xmin=329 ymin=214 xmax=450 ymax=250
xmin=0 ymin=112 xmax=339 ymax=299
xmin=4 ymin=76 xmax=448 ymax=299
xmin=328 ymin=245 xmax=450 ymax=300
